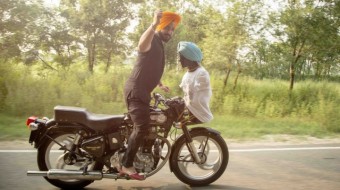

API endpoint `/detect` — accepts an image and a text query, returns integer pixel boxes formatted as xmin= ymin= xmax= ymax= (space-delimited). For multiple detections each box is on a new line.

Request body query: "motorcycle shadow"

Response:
xmin=85 ymin=184 xmax=255 ymax=190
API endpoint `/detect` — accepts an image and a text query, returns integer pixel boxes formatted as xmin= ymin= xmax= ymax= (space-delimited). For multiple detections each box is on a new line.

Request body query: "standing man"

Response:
xmin=121 ymin=10 xmax=181 ymax=180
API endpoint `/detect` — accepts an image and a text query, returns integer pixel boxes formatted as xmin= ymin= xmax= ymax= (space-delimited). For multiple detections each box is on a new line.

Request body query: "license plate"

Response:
xmin=29 ymin=130 xmax=39 ymax=144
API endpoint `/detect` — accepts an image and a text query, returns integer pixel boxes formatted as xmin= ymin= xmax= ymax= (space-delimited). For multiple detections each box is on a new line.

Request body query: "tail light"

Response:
xmin=26 ymin=116 xmax=37 ymax=126
xmin=26 ymin=116 xmax=39 ymax=131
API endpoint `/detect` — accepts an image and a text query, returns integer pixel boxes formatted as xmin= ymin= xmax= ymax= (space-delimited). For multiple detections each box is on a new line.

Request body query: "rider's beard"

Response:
xmin=158 ymin=32 xmax=172 ymax=43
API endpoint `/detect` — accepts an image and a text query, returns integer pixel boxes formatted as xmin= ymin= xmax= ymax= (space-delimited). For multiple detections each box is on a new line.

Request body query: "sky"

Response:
xmin=43 ymin=0 xmax=60 ymax=7
xmin=43 ymin=0 xmax=283 ymax=10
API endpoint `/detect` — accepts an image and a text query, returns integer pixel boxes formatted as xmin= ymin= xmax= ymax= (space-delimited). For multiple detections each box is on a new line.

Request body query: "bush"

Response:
xmin=1 ymin=62 xmax=339 ymax=132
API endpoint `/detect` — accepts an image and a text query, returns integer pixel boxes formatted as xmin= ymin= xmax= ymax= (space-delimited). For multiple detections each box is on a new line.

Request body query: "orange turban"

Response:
xmin=156 ymin=11 xmax=181 ymax=31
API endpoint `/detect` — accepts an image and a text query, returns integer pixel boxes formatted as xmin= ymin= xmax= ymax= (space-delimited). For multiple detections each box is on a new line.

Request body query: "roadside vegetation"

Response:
xmin=1 ymin=1 xmax=339 ymax=141
xmin=0 ymin=64 xmax=339 ymax=141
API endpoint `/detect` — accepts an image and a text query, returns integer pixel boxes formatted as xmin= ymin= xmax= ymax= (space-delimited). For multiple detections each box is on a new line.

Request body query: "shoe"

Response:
xmin=127 ymin=172 xmax=145 ymax=181
xmin=114 ymin=164 xmax=123 ymax=175
xmin=121 ymin=166 xmax=145 ymax=181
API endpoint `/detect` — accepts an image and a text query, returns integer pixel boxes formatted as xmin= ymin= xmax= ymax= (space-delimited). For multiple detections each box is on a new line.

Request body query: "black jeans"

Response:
xmin=122 ymin=97 xmax=150 ymax=168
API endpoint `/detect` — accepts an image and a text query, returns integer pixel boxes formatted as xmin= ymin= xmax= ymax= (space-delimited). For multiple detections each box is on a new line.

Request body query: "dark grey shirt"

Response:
xmin=124 ymin=34 xmax=165 ymax=104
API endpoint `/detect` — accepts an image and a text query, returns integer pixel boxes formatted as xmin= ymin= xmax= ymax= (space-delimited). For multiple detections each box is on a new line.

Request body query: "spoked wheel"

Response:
xmin=170 ymin=130 xmax=229 ymax=186
xmin=145 ymin=136 xmax=172 ymax=177
xmin=37 ymin=132 xmax=103 ymax=189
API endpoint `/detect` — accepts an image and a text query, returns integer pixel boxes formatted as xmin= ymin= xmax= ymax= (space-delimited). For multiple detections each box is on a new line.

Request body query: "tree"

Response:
xmin=201 ymin=0 xmax=262 ymax=89
xmin=305 ymin=0 xmax=340 ymax=79
xmin=198 ymin=0 xmax=263 ymax=111
xmin=0 ymin=0 xmax=44 ymax=61
xmin=268 ymin=0 xmax=340 ymax=89
xmin=36 ymin=7 xmax=81 ymax=68
xmin=60 ymin=0 xmax=136 ymax=72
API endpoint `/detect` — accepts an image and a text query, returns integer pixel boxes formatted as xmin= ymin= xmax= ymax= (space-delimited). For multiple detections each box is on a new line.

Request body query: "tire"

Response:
xmin=170 ymin=130 xmax=229 ymax=186
xmin=37 ymin=132 xmax=103 ymax=189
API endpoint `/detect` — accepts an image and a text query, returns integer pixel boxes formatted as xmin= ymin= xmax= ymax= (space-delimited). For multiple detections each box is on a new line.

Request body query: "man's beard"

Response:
xmin=158 ymin=32 xmax=172 ymax=42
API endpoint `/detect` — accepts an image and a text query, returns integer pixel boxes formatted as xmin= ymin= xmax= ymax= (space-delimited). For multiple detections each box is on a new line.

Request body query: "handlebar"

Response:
xmin=152 ymin=93 xmax=167 ymax=108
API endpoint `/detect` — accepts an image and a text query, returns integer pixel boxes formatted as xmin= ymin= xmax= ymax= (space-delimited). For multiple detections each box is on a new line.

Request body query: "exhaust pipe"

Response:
xmin=27 ymin=169 xmax=113 ymax=180
xmin=27 ymin=169 xmax=141 ymax=180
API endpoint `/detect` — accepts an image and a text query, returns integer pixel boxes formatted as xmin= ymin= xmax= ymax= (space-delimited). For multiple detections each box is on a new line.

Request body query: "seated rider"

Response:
xmin=177 ymin=41 xmax=213 ymax=124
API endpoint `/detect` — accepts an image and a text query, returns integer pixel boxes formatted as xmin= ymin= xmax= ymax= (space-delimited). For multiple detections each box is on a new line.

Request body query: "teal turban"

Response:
xmin=177 ymin=41 xmax=203 ymax=63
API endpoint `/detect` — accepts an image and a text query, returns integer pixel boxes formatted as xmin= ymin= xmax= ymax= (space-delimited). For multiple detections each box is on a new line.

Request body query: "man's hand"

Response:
xmin=152 ymin=10 xmax=162 ymax=29
xmin=159 ymin=83 xmax=170 ymax=93
xmin=139 ymin=9 xmax=162 ymax=52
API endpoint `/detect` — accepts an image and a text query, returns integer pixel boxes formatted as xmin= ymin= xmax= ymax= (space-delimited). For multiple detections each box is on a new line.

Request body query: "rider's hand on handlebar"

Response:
xmin=158 ymin=84 xmax=170 ymax=93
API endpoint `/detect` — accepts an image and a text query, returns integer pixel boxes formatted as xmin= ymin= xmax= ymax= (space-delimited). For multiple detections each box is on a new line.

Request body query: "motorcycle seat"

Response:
xmin=54 ymin=105 xmax=125 ymax=132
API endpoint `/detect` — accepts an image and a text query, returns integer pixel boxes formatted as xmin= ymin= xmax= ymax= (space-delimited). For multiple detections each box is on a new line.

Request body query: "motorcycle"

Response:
xmin=26 ymin=93 xmax=229 ymax=189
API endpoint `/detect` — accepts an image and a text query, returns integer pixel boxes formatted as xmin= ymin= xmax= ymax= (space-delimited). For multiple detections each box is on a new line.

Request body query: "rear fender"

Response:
xmin=169 ymin=126 xmax=221 ymax=172
xmin=33 ymin=121 xmax=88 ymax=149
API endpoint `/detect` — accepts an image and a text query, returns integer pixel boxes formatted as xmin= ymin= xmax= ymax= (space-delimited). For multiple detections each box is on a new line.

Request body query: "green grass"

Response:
xmin=1 ymin=113 xmax=338 ymax=142
xmin=202 ymin=115 xmax=339 ymax=141
xmin=0 ymin=113 xmax=30 ymax=140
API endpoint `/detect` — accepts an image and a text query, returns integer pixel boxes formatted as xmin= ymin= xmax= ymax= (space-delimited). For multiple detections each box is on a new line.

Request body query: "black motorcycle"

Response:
xmin=26 ymin=93 xmax=229 ymax=189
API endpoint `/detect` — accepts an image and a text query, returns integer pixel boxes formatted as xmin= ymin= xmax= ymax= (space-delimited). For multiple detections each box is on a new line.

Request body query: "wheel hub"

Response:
xmin=64 ymin=152 xmax=77 ymax=165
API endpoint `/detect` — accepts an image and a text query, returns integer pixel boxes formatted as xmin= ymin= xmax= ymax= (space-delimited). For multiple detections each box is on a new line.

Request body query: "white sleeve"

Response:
xmin=194 ymin=70 xmax=211 ymax=91
xmin=179 ymin=73 xmax=186 ymax=88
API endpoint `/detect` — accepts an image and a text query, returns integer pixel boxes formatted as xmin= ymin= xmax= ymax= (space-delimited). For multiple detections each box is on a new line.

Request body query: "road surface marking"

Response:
xmin=229 ymin=146 xmax=340 ymax=152
xmin=1 ymin=146 xmax=340 ymax=153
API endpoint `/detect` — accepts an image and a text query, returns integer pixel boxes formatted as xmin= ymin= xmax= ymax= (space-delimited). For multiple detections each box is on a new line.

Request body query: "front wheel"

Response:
xmin=37 ymin=132 xmax=103 ymax=189
xmin=170 ymin=130 xmax=229 ymax=186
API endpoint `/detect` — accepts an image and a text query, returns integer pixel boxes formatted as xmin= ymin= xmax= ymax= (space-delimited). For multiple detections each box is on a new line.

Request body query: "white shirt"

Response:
xmin=179 ymin=67 xmax=213 ymax=122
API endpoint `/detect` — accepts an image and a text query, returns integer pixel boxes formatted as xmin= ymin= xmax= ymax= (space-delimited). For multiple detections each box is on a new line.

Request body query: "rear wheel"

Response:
xmin=37 ymin=132 xmax=103 ymax=189
xmin=170 ymin=130 xmax=229 ymax=186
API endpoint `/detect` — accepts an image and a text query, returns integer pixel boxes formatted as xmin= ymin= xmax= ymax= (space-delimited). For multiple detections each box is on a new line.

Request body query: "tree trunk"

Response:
xmin=289 ymin=40 xmax=305 ymax=90
xmin=105 ymin=49 xmax=113 ymax=73
xmin=223 ymin=69 xmax=231 ymax=90
xmin=87 ymin=42 xmax=96 ymax=73
xmin=289 ymin=62 xmax=295 ymax=90
xmin=233 ymin=60 xmax=242 ymax=90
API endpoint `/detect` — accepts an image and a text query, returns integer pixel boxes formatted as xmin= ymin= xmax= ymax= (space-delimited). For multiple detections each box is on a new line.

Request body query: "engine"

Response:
xmin=109 ymin=149 xmax=155 ymax=173
xmin=149 ymin=109 xmax=167 ymax=125
xmin=109 ymin=138 xmax=163 ymax=173
xmin=134 ymin=151 xmax=155 ymax=173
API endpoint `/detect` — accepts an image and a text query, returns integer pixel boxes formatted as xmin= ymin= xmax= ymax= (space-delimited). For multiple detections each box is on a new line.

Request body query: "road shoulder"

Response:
xmin=1 ymin=134 xmax=339 ymax=150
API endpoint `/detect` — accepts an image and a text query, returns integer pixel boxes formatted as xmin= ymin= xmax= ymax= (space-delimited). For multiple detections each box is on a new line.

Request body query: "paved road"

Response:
xmin=0 ymin=142 xmax=339 ymax=190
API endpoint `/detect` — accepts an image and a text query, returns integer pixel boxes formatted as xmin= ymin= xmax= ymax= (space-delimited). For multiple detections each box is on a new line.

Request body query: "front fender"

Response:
xmin=169 ymin=126 xmax=221 ymax=172
xmin=188 ymin=126 xmax=220 ymax=136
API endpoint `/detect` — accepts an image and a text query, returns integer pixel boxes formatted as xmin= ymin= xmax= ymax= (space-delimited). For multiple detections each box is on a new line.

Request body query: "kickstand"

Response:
xmin=81 ymin=160 xmax=92 ymax=174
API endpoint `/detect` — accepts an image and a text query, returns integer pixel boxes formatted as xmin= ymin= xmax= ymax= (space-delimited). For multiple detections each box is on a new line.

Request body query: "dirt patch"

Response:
xmin=227 ymin=134 xmax=340 ymax=147
xmin=0 ymin=140 xmax=34 ymax=149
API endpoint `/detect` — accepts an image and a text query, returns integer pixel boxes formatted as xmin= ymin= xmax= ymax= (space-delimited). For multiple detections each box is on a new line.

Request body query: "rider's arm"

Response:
xmin=158 ymin=81 xmax=170 ymax=93
xmin=138 ymin=24 xmax=156 ymax=52
xmin=138 ymin=10 xmax=162 ymax=53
